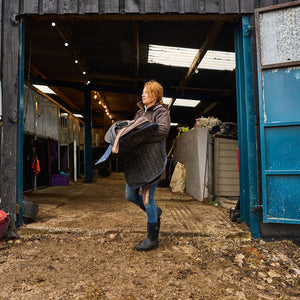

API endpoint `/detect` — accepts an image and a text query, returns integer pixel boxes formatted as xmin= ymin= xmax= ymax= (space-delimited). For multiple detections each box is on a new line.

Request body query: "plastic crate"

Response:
xmin=51 ymin=174 xmax=69 ymax=186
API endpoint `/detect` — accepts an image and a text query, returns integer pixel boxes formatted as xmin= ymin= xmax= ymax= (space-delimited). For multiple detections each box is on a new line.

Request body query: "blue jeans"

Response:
xmin=125 ymin=182 xmax=159 ymax=223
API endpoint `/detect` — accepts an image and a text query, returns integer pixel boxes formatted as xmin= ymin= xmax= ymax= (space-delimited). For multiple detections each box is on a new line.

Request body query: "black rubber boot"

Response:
xmin=135 ymin=220 xmax=160 ymax=251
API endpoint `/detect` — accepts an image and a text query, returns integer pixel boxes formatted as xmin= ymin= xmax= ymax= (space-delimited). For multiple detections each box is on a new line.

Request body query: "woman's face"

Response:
xmin=142 ymin=87 xmax=156 ymax=108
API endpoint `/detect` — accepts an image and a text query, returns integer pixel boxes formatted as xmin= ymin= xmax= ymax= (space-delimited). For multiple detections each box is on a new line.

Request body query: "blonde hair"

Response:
xmin=144 ymin=80 xmax=164 ymax=104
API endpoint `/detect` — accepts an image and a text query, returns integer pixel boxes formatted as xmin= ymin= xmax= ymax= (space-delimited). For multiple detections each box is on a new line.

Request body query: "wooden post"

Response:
xmin=0 ymin=0 xmax=20 ymax=236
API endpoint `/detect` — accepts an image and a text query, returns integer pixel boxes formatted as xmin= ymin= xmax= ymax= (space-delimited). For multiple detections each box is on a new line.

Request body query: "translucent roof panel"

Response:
xmin=163 ymin=97 xmax=201 ymax=107
xmin=33 ymin=84 xmax=56 ymax=94
xmin=148 ymin=45 xmax=235 ymax=71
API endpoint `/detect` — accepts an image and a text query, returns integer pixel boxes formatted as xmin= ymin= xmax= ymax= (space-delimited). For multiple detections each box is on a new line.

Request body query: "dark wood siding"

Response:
xmin=16 ymin=0 xmax=298 ymax=15
xmin=0 ymin=0 xmax=20 ymax=229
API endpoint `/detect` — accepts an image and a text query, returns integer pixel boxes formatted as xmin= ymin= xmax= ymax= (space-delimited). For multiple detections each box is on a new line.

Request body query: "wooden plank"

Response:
xmin=1 ymin=0 xmax=19 ymax=233
xmin=217 ymin=185 xmax=240 ymax=192
xmin=126 ymin=0 xmax=139 ymax=13
xmin=145 ymin=0 xmax=160 ymax=12
xmin=20 ymin=0 xmax=39 ymax=14
xmin=224 ymin=0 xmax=239 ymax=13
xmin=218 ymin=164 xmax=239 ymax=171
xmin=103 ymin=0 xmax=119 ymax=13
xmin=183 ymin=0 xmax=200 ymax=13
xmin=218 ymin=170 xmax=240 ymax=178
xmin=0 ymin=0 xmax=2 ymax=72
xmin=218 ymin=178 xmax=240 ymax=186
xmin=219 ymin=153 xmax=239 ymax=159
xmin=205 ymin=0 xmax=220 ymax=13
xmin=240 ymin=0 xmax=255 ymax=13
xmin=17 ymin=0 xmax=257 ymax=14
xmin=79 ymin=0 xmax=99 ymax=14
xmin=58 ymin=0 xmax=79 ymax=14
xmin=258 ymin=0 xmax=277 ymax=8
xmin=41 ymin=0 xmax=58 ymax=14
xmin=98 ymin=0 xmax=105 ymax=13
xmin=160 ymin=0 xmax=166 ymax=13
xmin=199 ymin=0 xmax=206 ymax=13
xmin=138 ymin=0 xmax=146 ymax=13
xmin=217 ymin=157 xmax=239 ymax=166
xmin=164 ymin=0 xmax=179 ymax=12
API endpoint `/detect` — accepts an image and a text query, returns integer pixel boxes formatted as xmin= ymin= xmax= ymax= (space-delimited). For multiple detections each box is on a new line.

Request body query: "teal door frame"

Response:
xmin=234 ymin=16 xmax=260 ymax=238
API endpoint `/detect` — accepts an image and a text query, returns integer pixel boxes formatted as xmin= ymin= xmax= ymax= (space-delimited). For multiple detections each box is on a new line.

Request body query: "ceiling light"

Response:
xmin=64 ymin=42 xmax=69 ymax=47
xmin=73 ymin=114 xmax=83 ymax=118
xmin=94 ymin=95 xmax=97 ymax=99
xmin=33 ymin=84 xmax=56 ymax=95
xmin=171 ymin=122 xmax=179 ymax=126
xmin=74 ymin=59 xmax=78 ymax=64
xmin=51 ymin=22 xmax=56 ymax=27
xmin=98 ymin=101 xmax=101 ymax=105
xmin=82 ymin=71 xmax=86 ymax=75
xmin=148 ymin=45 xmax=235 ymax=71
xmin=163 ymin=97 xmax=201 ymax=108
xmin=87 ymin=81 xmax=90 ymax=85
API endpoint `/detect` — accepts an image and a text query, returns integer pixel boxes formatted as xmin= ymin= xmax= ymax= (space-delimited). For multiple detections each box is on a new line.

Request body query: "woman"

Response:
xmin=125 ymin=80 xmax=170 ymax=251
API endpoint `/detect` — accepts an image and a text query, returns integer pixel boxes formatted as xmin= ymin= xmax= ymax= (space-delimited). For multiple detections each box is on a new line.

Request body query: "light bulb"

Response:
xmin=94 ymin=95 xmax=97 ymax=99
xmin=82 ymin=71 xmax=86 ymax=75
xmin=64 ymin=42 xmax=69 ymax=47
xmin=74 ymin=60 xmax=78 ymax=64
xmin=51 ymin=22 xmax=56 ymax=27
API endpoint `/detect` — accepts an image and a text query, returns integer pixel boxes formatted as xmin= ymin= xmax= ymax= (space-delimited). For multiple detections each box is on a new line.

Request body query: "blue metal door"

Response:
xmin=256 ymin=2 xmax=300 ymax=224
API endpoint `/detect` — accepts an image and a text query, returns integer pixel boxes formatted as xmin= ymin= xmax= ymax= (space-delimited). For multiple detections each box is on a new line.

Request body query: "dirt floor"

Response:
xmin=0 ymin=174 xmax=300 ymax=300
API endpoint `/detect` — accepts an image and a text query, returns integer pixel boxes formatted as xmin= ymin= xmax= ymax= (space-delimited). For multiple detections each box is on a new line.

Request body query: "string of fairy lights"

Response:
xmin=51 ymin=22 xmax=114 ymax=123
xmin=93 ymin=91 xmax=113 ymax=122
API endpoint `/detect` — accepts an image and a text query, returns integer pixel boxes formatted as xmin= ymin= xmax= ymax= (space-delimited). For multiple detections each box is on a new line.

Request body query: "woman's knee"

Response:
xmin=125 ymin=189 xmax=134 ymax=202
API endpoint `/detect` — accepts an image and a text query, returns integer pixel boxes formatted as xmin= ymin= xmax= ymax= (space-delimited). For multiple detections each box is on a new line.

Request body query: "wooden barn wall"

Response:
xmin=17 ymin=0 xmax=298 ymax=15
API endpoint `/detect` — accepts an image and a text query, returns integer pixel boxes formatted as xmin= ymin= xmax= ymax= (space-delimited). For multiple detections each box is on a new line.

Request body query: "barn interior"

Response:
xmin=23 ymin=15 xmax=238 ymax=129
xmin=21 ymin=14 xmax=240 ymax=192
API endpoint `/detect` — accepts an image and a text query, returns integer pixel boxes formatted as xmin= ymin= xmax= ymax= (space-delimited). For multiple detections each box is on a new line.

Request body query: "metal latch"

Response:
xmin=243 ymin=25 xmax=255 ymax=37
xmin=252 ymin=204 xmax=262 ymax=213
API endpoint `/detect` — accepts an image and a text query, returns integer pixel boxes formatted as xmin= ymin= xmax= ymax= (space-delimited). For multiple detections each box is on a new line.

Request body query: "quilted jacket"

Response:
xmin=135 ymin=101 xmax=171 ymax=180
xmin=135 ymin=101 xmax=170 ymax=148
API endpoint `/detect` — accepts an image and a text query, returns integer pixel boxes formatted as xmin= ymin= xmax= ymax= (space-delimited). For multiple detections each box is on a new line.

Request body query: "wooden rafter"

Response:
xmin=168 ymin=21 xmax=224 ymax=110
xmin=25 ymin=61 xmax=81 ymax=111
xmin=170 ymin=86 xmax=232 ymax=93
xmin=198 ymin=102 xmax=218 ymax=116
xmin=131 ymin=21 xmax=140 ymax=82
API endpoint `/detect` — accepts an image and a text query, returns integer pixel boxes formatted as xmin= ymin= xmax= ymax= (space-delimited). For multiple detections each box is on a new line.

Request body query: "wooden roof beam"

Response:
xmin=131 ymin=21 xmax=140 ymax=82
xmin=25 ymin=61 xmax=81 ymax=111
xmin=168 ymin=21 xmax=224 ymax=109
